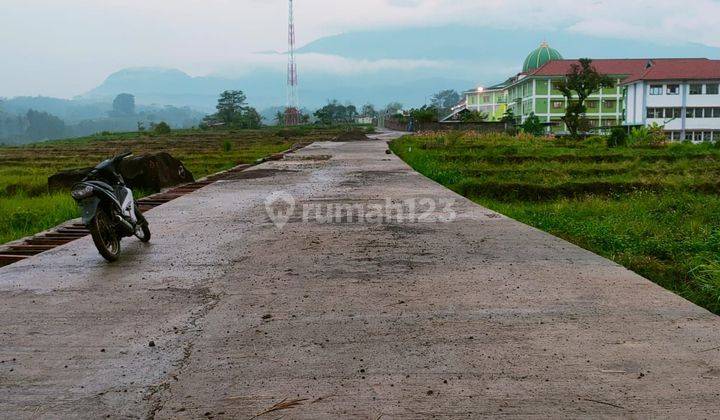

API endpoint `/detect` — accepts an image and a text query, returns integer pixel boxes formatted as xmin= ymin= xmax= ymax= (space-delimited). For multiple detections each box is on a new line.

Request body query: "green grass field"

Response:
xmin=0 ymin=126 xmax=344 ymax=244
xmin=390 ymin=132 xmax=720 ymax=314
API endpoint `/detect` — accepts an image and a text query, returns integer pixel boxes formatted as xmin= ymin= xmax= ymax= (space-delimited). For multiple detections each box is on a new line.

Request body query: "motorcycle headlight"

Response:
xmin=71 ymin=186 xmax=94 ymax=200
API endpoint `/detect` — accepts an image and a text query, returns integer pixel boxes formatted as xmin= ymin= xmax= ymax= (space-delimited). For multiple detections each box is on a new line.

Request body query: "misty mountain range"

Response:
xmin=3 ymin=24 xmax=720 ymax=140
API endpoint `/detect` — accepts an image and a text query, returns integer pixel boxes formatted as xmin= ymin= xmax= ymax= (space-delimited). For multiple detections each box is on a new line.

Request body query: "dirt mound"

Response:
xmin=48 ymin=152 xmax=194 ymax=192
xmin=332 ymin=130 xmax=370 ymax=142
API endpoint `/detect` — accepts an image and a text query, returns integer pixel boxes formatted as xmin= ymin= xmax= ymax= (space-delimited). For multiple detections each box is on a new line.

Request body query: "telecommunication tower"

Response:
xmin=285 ymin=0 xmax=300 ymax=126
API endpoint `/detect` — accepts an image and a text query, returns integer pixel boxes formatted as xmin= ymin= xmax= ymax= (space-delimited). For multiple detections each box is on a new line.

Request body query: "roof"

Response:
xmin=527 ymin=59 xmax=653 ymax=79
xmin=523 ymin=58 xmax=720 ymax=84
xmin=523 ymin=42 xmax=563 ymax=73
xmin=621 ymin=58 xmax=720 ymax=84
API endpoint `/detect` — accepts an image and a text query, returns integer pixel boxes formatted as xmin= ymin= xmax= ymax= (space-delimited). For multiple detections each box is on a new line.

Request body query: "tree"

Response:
xmin=274 ymin=111 xmax=285 ymax=126
xmin=361 ymin=103 xmax=377 ymax=118
xmin=25 ymin=109 xmax=65 ymax=140
xmin=430 ymin=90 xmax=461 ymax=111
xmin=112 ymin=94 xmax=135 ymax=117
xmin=555 ymin=59 xmax=614 ymax=139
xmin=314 ymin=100 xmax=358 ymax=125
xmin=215 ymin=90 xmax=248 ymax=124
xmin=153 ymin=121 xmax=171 ymax=135
xmin=410 ymin=105 xmax=438 ymax=123
xmin=203 ymin=90 xmax=262 ymax=129
xmin=384 ymin=102 xmax=403 ymax=115
xmin=500 ymin=108 xmax=517 ymax=125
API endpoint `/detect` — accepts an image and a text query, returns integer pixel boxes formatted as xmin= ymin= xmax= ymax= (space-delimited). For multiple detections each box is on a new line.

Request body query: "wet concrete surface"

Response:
xmin=1 ymin=131 xmax=720 ymax=418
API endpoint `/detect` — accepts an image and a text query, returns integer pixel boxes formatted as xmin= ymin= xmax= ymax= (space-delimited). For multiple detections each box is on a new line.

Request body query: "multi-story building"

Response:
xmin=623 ymin=59 xmax=720 ymax=141
xmin=461 ymin=80 xmax=511 ymax=121
xmin=506 ymin=57 xmax=649 ymax=133
xmin=458 ymin=42 xmax=720 ymax=139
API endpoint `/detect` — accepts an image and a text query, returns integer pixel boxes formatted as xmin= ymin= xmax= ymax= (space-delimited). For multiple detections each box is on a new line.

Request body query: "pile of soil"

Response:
xmin=332 ymin=130 xmax=370 ymax=142
xmin=48 ymin=152 xmax=194 ymax=192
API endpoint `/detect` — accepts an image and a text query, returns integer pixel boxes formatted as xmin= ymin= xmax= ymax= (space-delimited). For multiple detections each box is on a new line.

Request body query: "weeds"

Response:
xmin=390 ymin=131 xmax=720 ymax=314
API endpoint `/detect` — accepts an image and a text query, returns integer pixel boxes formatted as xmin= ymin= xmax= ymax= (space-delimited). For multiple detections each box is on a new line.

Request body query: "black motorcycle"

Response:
xmin=71 ymin=152 xmax=151 ymax=261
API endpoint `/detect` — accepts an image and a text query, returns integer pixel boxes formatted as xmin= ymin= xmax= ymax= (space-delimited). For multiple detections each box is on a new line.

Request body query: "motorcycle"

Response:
xmin=71 ymin=151 xmax=151 ymax=261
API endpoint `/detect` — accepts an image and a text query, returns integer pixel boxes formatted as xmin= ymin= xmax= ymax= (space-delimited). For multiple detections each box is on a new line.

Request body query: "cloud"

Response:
xmin=2 ymin=0 xmax=720 ymax=97
xmin=217 ymin=52 xmax=453 ymax=76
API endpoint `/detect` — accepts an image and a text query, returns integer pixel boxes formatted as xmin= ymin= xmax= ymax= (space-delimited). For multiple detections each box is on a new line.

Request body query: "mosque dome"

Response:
xmin=522 ymin=41 xmax=563 ymax=73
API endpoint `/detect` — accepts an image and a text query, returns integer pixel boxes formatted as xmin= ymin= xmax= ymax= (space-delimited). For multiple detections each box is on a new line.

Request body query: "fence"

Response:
xmin=381 ymin=117 xmax=507 ymax=133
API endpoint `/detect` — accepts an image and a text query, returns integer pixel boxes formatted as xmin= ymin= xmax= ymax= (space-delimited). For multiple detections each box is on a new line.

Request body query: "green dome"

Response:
xmin=522 ymin=42 xmax=563 ymax=73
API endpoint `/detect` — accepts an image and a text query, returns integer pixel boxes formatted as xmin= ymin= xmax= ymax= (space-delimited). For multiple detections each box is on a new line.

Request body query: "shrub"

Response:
xmin=521 ymin=113 xmax=545 ymax=136
xmin=153 ymin=121 xmax=171 ymax=135
xmin=607 ymin=127 xmax=627 ymax=148
xmin=222 ymin=140 xmax=232 ymax=152
xmin=585 ymin=136 xmax=607 ymax=147
xmin=276 ymin=128 xmax=305 ymax=139
xmin=629 ymin=124 xmax=666 ymax=147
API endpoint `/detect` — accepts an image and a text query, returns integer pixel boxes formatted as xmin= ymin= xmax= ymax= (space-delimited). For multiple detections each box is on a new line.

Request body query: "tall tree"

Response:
xmin=275 ymin=110 xmax=285 ymax=126
xmin=430 ymin=90 xmax=461 ymax=111
xmin=555 ymin=59 xmax=614 ymax=139
xmin=203 ymin=90 xmax=261 ymax=129
xmin=361 ymin=103 xmax=377 ymax=117
xmin=215 ymin=90 xmax=248 ymax=124
xmin=112 ymin=93 xmax=136 ymax=116
xmin=384 ymin=102 xmax=403 ymax=115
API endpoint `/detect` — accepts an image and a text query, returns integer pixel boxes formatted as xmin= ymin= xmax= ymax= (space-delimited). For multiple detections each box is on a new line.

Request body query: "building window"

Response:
xmin=552 ymin=100 xmax=564 ymax=109
xmin=647 ymin=108 xmax=663 ymax=119
xmin=707 ymin=84 xmax=719 ymax=95
xmin=714 ymin=108 xmax=720 ymax=118
xmin=686 ymin=108 xmax=696 ymax=118
xmin=706 ymin=108 xmax=715 ymax=119
xmin=665 ymin=108 xmax=681 ymax=119
xmin=667 ymin=84 xmax=680 ymax=95
xmin=649 ymin=85 xmax=663 ymax=95
xmin=689 ymin=84 xmax=703 ymax=95
xmin=586 ymin=100 xmax=599 ymax=109
xmin=603 ymin=100 xmax=616 ymax=109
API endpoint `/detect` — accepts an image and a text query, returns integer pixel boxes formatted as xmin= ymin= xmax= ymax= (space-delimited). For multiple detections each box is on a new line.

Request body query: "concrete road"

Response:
xmin=2 ymin=132 xmax=720 ymax=418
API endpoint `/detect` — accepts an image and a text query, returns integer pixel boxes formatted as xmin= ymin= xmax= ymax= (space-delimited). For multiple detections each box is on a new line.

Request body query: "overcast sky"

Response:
xmin=2 ymin=0 xmax=720 ymax=98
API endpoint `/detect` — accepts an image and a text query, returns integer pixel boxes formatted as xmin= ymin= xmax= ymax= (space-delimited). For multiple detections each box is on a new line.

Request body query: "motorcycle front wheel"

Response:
xmin=89 ymin=208 xmax=121 ymax=262
xmin=134 ymin=208 xmax=151 ymax=243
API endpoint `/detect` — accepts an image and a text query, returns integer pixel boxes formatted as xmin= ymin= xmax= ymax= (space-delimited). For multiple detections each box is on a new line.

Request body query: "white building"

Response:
xmin=623 ymin=59 xmax=720 ymax=141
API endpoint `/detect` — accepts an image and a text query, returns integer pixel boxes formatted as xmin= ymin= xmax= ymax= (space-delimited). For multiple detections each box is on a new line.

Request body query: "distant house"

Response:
xmin=355 ymin=116 xmax=373 ymax=125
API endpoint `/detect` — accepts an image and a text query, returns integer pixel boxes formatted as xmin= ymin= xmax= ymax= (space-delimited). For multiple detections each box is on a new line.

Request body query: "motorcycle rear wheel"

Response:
xmin=90 ymin=208 xmax=121 ymax=262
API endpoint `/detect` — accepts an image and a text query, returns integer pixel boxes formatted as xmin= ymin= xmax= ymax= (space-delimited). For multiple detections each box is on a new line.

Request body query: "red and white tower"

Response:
xmin=285 ymin=0 xmax=300 ymax=126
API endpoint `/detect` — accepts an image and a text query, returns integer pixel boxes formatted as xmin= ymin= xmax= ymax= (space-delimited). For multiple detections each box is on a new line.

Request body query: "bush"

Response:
xmin=585 ymin=136 xmax=607 ymax=147
xmin=276 ymin=128 xmax=305 ymax=139
xmin=607 ymin=127 xmax=627 ymax=148
xmin=629 ymin=123 xmax=666 ymax=147
xmin=153 ymin=121 xmax=171 ymax=135
xmin=222 ymin=140 xmax=232 ymax=152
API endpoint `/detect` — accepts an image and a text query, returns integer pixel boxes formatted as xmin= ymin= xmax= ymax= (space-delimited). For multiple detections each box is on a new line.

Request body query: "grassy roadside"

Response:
xmin=390 ymin=131 xmax=720 ymax=314
xmin=0 ymin=126 xmax=344 ymax=244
